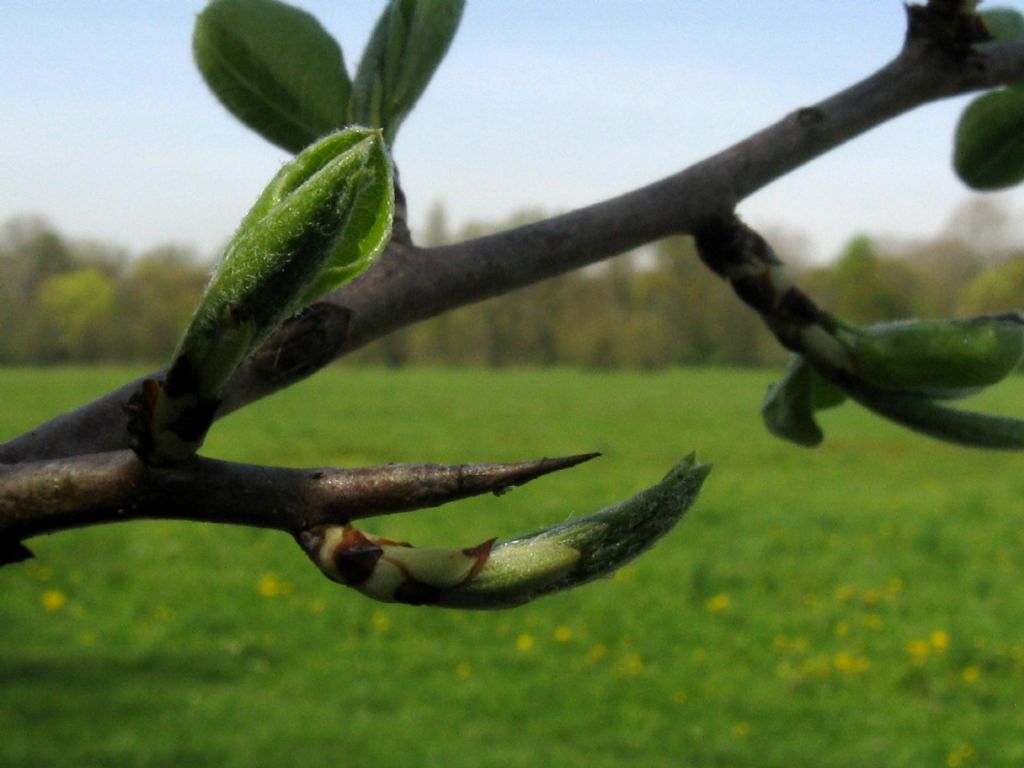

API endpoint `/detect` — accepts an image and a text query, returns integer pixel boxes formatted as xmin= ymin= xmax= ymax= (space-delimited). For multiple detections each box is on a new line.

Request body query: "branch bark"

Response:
xmin=0 ymin=451 xmax=598 ymax=558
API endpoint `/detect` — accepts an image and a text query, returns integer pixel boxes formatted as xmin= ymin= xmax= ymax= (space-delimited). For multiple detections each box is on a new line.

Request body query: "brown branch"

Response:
xmin=4 ymin=34 xmax=1024 ymax=464
xmin=0 ymin=451 xmax=598 ymax=561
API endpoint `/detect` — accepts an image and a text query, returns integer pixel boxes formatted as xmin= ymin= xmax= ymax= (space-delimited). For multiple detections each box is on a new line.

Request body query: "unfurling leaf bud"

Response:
xmin=297 ymin=455 xmax=711 ymax=609
xmin=763 ymin=313 xmax=1024 ymax=450
xmin=140 ymin=127 xmax=394 ymax=463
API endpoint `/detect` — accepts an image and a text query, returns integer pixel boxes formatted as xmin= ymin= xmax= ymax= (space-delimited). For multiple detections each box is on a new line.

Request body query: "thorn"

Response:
xmin=475 ymin=452 xmax=602 ymax=497
xmin=309 ymin=453 xmax=601 ymax=524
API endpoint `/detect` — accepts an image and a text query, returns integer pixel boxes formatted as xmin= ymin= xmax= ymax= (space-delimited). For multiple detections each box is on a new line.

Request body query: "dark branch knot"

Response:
xmin=905 ymin=1 xmax=991 ymax=59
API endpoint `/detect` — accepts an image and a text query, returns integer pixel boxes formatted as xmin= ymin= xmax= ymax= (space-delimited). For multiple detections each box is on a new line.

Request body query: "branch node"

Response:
xmin=249 ymin=303 xmax=353 ymax=385
xmin=795 ymin=107 xmax=827 ymax=127
xmin=905 ymin=1 xmax=991 ymax=59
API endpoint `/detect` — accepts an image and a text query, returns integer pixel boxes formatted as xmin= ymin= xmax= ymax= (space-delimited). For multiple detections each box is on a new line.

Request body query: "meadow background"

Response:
xmin=2 ymin=365 xmax=1022 ymax=767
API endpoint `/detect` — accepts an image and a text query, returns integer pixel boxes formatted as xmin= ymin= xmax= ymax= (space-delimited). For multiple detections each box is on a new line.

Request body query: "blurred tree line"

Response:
xmin=0 ymin=217 xmax=208 ymax=364
xmin=3 ymin=199 xmax=1024 ymax=368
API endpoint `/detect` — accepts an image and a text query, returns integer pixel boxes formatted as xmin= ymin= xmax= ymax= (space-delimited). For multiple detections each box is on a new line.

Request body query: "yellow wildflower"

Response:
xmin=554 ymin=626 xmax=572 ymax=642
xmin=907 ymin=639 xmax=931 ymax=665
xmin=612 ymin=565 xmax=636 ymax=582
xmin=834 ymin=651 xmax=870 ymax=674
xmin=587 ymin=643 xmax=608 ymax=662
xmin=41 ymin=590 xmax=67 ymax=612
xmin=706 ymin=593 xmax=731 ymax=613
xmin=931 ymin=630 xmax=950 ymax=652
xmin=256 ymin=573 xmax=291 ymax=597
xmin=962 ymin=666 xmax=980 ymax=683
xmin=834 ymin=585 xmax=853 ymax=602
xmin=947 ymin=743 xmax=975 ymax=767
xmin=371 ymin=611 xmax=391 ymax=634
xmin=516 ymin=633 xmax=535 ymax=652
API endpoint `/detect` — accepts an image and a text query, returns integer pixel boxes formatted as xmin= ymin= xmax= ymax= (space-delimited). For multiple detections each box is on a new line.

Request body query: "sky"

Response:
xmin=4 ymin=1 xmax=1024 ymax=264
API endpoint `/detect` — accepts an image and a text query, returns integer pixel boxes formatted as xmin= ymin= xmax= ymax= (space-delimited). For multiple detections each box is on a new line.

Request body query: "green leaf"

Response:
xmin=844 ymin=384 xmax=1024 ymax=451
xmin=811 ymin=366 xmax=847 ymax=410
xmin=194 ymin=0 xmax=352 ymax=153
xmin=761 ymin=356 xmax=846 ymax=447
xmin=954 ymin=87 xmax=1024 ymax=190
xmin=980 ymin=7 xmax=1024 ymax=45
xmin=146 ymin=128 xmax=393 ymax=463
xmin=841 ymin=315 xmax=1024 ymax=398
xmin=351 ymin=0 xmax=465 ymax=144
xmin=296 ymin=140 xmax=395 ymax=305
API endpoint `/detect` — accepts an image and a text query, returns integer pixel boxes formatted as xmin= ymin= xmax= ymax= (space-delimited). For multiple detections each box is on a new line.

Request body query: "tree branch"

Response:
xmin=0 ymin=451 xmax=598 ymax=559
xmin=4 ymin=35 xmax=1024 ymax=464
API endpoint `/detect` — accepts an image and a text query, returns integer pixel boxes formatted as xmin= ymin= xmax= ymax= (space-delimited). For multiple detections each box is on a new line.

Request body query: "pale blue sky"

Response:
xmin=4 ymin=1 xmax=1024 ymax=262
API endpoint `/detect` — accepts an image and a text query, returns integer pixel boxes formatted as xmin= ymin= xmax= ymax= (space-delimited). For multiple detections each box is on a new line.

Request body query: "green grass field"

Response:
xmin=2 ymin=366 xmax=1023 ymax=767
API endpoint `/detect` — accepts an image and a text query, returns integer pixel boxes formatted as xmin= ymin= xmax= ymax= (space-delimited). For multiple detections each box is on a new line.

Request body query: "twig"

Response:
xmin=0 ymin=451 xmax=598 ymax=564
